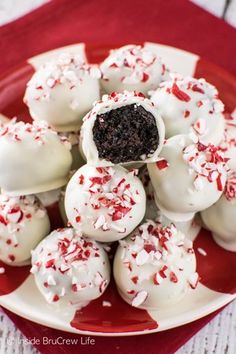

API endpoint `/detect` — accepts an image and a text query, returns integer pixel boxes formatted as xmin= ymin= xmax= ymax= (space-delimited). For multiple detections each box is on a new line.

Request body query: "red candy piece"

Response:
xmin=172 ymin=83 xmax=191 ymax=102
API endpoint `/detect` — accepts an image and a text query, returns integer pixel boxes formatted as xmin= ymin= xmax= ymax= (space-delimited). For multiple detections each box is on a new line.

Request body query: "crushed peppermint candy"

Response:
xmin=101 ymin=45 xmax=169 ymax=85
xmin=26 ymin=53 xmax=101 ymax=102
xmin=0 ymin=119 xmax=71 ymax=149
xmin=188 ymin=272 xmax=199 ymax=289
xmin=31 ymin=228 xmax=109 ymax=305
xmin=192 ymin=119 xmax=207 ymax=135
xmin=219 ymin=123 xmax=236 ymax=156
xmin=197 ymin=248 xmax=207 ymax=256
xmin=158 ymin=75 xmax=224 ymax=114
xmin=59 ymin=130 xmax=80 ymax=147
xmin=72 ymin=166 xmax=142 ymax=233
xmin=119 ymin=221 xmax=198 ymax=297
xmin=0 ymin=194 xmax=46 ymax=237
xmin=224 ymin=173 xmax=236 ymax=201
xmin=183 ymin=140 xmax=227 ymax=192
xmin=156 ymin=159 xmax=169 ymax=170
xmin=131 ymin=290 xmax=148 ymax=307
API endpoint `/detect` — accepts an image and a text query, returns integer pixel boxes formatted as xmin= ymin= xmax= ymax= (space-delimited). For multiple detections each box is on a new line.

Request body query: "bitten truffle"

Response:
xmin=80 ymin=91 xmax=165 ymax=166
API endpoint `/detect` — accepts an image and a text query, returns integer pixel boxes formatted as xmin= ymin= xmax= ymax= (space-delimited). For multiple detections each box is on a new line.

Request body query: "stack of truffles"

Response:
xmin=0 ymin=44 xmax=234 ymax=311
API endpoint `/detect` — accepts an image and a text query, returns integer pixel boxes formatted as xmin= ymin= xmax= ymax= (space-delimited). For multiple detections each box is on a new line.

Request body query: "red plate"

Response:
xmin=0 ymin=43 xmax=235 ymax=336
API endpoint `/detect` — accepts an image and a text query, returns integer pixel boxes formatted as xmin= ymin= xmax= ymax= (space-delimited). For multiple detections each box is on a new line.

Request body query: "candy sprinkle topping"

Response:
xmin=158 ymin=75 xmax=224 ymax=114
xmin=31 ymin=228 xmax=108 ymax=304
xmin=183 ymin=141 xmax=227 ymax=192
xmin=101 ymin=45 xmax=169 ymax=84
xmin=224 ymin=173 xmax=236 ymax=201
xmin=73 ymin=167 xmax=142 ymax=234
xmin=119 ymin=220 xmax=198 ymax=305
xmin=26 ymin=53 xmax=101 ymax=102
xmin=0 ymin=120 xmax=71 ymax=149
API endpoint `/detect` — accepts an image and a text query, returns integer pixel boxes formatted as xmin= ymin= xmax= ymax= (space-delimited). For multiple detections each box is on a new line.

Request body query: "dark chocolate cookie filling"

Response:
xmin=92 ymin=104 xmax=159 ymax=164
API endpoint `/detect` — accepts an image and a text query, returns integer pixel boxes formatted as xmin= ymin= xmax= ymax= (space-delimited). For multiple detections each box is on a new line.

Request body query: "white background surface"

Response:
xmin=0 ymin=1 xmax=235 ymax=353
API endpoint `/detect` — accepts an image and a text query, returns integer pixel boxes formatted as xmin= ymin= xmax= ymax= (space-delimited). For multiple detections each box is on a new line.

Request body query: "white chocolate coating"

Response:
xmin=59 ymin=130 xmax=85 ymax=171
xmin=150 ymin=75 xmax=225 ymax=145
xmin=201 ymin=173 xmax=236 ymax=251
xmin=80 ymin=91 xmax=165 ymax=166
xmin=0 ymin=120 xmax=72 ymax=196
xmin=65 ymin=165 xmax=146 ymax=242
xmin=114 ymin=221 xmax=198 ymax=310
xmin=0 ymin=194 xmax=50 ymax=265
xmin=100 ymin=44 xmax=169 ymax=95
xmin=24 ymin=53 xmax=101 ymax=132
xmin=139 ymin=167 xmax=200 ymax=240
xmin=36 ymin=188 xmax=61 ymax=207
xmin=31 ymin=228 xmax=110 ymax=307
xmin=59 ymin=191 xmax=67 ymax=226
xmin=58 ymin=170 xmax=77 ymax=226
xmin=148 ymin=135 xmax=228 ymax=222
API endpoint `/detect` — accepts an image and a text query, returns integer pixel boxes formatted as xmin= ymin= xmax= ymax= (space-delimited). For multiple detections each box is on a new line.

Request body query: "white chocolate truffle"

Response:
xmin=150 ymin=75 xmax=225 ymax=145
xmin=139 ymin=167 xmax=158 ymax=220
xmin=100 ymin=44 xmax=169 ymax=95
xmin=59 ymin=191 xmax=67 ymax=226
xmin=65 ymin=165 xmax=146 ymax=242
xmin=0 ymin=194 xmax=50 ymax=265
xmin=0 ymin=120 xmax=72 ymax=196
xmin=31 ymin=228 xmax=110 ymax=307
xmin=148 ymin=135 xmax=228 ymax=222
xmin=219 ymin=118 xmax=236 ymax=171
xmin=36 ymin=188 xmax=61 ymax=207
xmin=139 ymin=167 xmax=200 ymax=240
xmin=59 ymin=130 xmax=85 ymax=170
xmin=58 ymin=170 xmax=77 ymax=226
xmin=201 ymin=173 xmax=236 ymax=251
xmin=114 ymin=221 xmax=198 ymax=310
xmin=24 ymin=53 xmax=101 ymax=132
xmin=80 ymin=91 xmax=165 ymax=167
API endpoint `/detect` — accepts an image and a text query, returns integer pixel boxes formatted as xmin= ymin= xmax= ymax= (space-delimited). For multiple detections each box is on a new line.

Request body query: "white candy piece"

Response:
xmin=148 ymin=135 xmax=228 ymax=222
xmin=65 ymin=165 xmax=146 ymax=242
xmin=0 ymin=120 xmax=72 ymax=196
xmin=0 ymin=194 xmax=50 ymax=265
xmin=100 ymin=44 xmax=169 ymax=95
xmin=31 ymin=228 xmax=110 ymax=307
xmin=139 ymin=167 xmax=201 ymax=240
xmin=114 ymin=221 xmax=198 ymax=310
xmin=24 ymin=53 xmax=101 ymax=132
xmin=201 ymin=173 xmax=236 ymax=251
xmin=151 ymin=75 xmax=225 ymax=145
xmin=80 ymin=91 xmax=165 ymax=167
